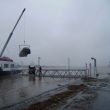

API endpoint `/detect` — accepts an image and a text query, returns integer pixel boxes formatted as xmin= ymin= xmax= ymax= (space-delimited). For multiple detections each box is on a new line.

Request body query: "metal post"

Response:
xmin=38 ymin=57 xmax=41 ymax=77
xmin=89 ymin=63 xmax=91 ymax=77
xmin=85 ymin=63 xmax=88 ymax=77
xmin=68 ymin=58 xmax=70 ymax=70
xmin=67 ymin=58 xmax=70 ymax=76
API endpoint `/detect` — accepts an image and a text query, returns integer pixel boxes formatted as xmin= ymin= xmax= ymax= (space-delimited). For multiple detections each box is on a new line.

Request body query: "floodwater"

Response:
xmin=90 ymin=75 xmax=110 ymax=110
xmin=0 ymin=66 xmax=110 ymax=110
xmin=0 ymin=73 xmax=78 ymax=109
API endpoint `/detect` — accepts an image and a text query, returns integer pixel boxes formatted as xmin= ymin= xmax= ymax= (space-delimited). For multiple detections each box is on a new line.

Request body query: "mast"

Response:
xmin=0 ymin=8 xmax=26 ymax=57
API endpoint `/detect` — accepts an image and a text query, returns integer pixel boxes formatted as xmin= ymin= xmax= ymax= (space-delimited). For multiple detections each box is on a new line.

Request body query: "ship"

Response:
xmin=0 ymin=57 xmax=22 ymax=75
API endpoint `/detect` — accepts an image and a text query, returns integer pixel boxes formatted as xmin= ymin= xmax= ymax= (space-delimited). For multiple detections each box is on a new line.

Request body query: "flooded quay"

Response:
xmin=0 ymin=67 xmax=110 ymax=110
xmin=0 ymin=73 xmax=80 ymax=109
xmin=26 ymin=73 xmax=110 ymax=110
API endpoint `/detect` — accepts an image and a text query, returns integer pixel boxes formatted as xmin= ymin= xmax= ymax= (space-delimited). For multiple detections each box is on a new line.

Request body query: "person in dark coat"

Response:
xmin=29 ymin=65 xmax=36 ymax=75
xmin=39 ymin=66 xmax=42 ymax=77
xmin=28 ymin=65 xmax=31 ymax=74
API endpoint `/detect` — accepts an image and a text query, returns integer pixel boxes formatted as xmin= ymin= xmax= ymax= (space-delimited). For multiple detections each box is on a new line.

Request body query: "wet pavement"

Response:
xmin=0 ymin=74 xmax=79 ymax=109
xmin=90 ymin=90 xmax=110 ymax=110
xmin=89 ymin=75 xmax=110 ymax=110
xmin=53 ymin=74 xmax=110 ymax=110
xmin=1 ymin=67 xmax=110 ymax=110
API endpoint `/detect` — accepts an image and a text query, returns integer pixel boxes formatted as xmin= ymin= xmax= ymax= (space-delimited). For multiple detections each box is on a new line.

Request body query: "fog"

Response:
xmin=0 ymin=0 xmax=110 ymax=66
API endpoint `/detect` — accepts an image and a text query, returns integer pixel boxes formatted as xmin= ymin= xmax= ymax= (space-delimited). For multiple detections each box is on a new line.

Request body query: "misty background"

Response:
xmin=0 ymin=0 xmax=110 ymax=67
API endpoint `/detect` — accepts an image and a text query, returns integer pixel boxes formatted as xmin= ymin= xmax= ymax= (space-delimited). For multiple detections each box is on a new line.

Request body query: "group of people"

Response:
xmin=28 ymin=65 xmax=42 ymax=76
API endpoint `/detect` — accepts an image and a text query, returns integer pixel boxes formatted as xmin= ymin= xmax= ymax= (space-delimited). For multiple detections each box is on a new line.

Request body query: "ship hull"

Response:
xmin=0 ymin=70 xmax=22 ymax=75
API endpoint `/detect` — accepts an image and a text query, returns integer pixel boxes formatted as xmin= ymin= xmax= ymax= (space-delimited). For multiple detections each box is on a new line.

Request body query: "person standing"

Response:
xmin=39 ymin=65 xmax=42 ymax=77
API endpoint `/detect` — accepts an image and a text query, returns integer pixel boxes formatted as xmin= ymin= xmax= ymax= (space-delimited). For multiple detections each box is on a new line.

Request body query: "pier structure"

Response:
xmin=35 ymin=68 xmax=89 ymax=78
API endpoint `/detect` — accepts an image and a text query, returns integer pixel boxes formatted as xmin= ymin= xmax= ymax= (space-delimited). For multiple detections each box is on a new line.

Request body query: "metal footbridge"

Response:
xmin=35 ymin=68 xmax=89 ymax=78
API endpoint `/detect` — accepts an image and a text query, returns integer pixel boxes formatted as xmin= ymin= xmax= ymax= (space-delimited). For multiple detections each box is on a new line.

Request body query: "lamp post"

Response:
xmin=91 ymin=57 xmax=97 ymax=77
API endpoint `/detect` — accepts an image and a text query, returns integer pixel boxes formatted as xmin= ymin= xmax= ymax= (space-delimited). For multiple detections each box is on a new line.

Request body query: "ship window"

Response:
xmin=11 ymin=64 xmax=14 ymax=68
xmin=4 ymin=64 xmax=9 ymax=68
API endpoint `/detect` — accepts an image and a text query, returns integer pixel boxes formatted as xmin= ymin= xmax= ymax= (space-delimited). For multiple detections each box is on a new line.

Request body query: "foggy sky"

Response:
xmin=0 ymin=0 xmax=110 ymax=66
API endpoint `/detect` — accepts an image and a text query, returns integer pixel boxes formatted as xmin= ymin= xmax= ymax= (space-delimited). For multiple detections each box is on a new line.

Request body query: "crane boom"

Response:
xmin=0 ymin=8 xmax=26 ymax=57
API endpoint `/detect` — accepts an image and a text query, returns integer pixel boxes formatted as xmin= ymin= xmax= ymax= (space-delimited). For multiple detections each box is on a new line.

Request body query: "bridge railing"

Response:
xmin=35 ymin=69 xmax=89 ymax=78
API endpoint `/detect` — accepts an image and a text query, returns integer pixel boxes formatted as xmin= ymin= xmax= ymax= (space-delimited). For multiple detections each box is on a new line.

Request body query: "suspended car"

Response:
xmin=19 ymin=44 xmax=31 ymax=57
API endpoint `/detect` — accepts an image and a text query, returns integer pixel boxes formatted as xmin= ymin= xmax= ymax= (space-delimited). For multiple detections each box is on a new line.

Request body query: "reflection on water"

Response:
xmin=1 ymin=66 xmax=109 ymax=108
xmin=0 ymin=67 xmax=110 ymax=108
xmin=0 ymin=74 xmax=74 ymax=108
xmin=29 ymin=75 xmax=36 ymax=82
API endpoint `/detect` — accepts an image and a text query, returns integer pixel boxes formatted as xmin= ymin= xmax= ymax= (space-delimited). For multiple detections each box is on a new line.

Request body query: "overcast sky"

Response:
xmin=0 ymin=0 xmax=110 ymax=66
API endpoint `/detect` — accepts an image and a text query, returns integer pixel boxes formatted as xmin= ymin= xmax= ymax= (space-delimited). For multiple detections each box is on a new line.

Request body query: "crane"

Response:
xmin=0 ymin=8 xmax=26 ymax=57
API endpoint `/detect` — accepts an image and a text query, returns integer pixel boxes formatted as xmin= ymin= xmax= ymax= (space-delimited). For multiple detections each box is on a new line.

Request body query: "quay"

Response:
xmin=0 ymin=72 xmax=84 ymax=110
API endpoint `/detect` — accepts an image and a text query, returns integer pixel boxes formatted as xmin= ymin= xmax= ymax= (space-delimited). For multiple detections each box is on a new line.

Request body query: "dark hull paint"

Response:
xmin=0 ymin=70 xmax=22 ymax=75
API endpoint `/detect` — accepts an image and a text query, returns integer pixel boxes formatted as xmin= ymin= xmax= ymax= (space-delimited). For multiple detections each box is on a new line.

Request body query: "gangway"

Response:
xmin=35 ymin=68 xmax=89 ymax=78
